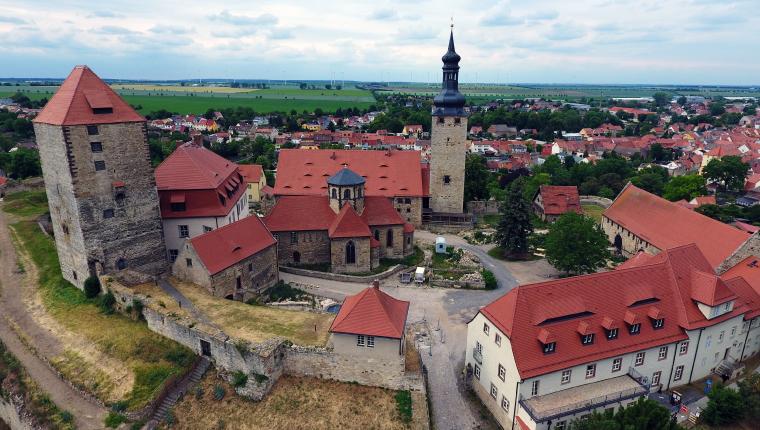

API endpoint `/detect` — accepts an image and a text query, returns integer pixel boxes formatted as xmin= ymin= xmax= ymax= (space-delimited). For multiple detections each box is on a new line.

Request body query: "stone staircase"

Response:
xmin=144 ymin=356 xmax=211 ymax=429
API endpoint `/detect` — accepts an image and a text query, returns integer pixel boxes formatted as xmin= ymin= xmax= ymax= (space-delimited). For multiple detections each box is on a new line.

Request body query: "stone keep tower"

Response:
xmin=429 ymin=28 xmax=468 ymax=214
xmin=33 ymin=66 xmax=167 ymax=290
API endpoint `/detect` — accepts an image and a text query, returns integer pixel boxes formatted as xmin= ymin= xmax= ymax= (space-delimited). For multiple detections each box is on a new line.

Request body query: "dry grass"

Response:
xmin=164 ymin=374 xmax=426 ymax=430
xmin=130 ymin=281 xmax=190 ymax=318
xmin=582 ymin=204 xmax=606 ymax=223
xmin=405 ymin=336 xmax=421 ymax=372
xmin=171 ymin=279 xmax=333 ymax=346
xmin=110 ymin=84 xmax=256 ymax=94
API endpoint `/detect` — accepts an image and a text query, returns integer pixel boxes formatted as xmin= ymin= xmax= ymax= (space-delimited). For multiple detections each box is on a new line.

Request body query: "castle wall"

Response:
xmin=274 ymin=230 xmax=331 ymax=266
xmin=393 ymin=196 xmax=423 ymax=226
xmin=429 ymin=116 xmax=468 ymax=214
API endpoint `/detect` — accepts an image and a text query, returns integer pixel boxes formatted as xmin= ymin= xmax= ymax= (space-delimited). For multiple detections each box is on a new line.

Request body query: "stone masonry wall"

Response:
xmin=466 ymin=200 xmax=500 ymax=215
xmin=209 ymin=244 xmax=279 ymax=300
xmin=430 ymin=115 xmax=468 ymax=214
xmin=331 ymin=237 xmax=371 ymax=273
xmin=275 ymin=230 xmax=331 ymax=266
xmin=601 ymin=215 xmax=660 ymax=258
xmin=717 ymin=231 xmax=759 ymax=273
xmin=393 ymin=196 xmax=423 ymax=227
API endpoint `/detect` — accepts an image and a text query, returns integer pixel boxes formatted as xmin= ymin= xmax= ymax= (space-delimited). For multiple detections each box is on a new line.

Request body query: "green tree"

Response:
xmin=738 ymin=372 xmax=760 ymax=421
xmin=703 ymin=156 xmax=749 ymax=192
xmin=677 ymin=95 xmax=687 ymax=106
xmin=630 ymin=166 xmax=669 ymax=196
xmin=544 ymin=212 xmax=610 ymax=275
xmin=464 ymin=154 xmax=491 ymax=203
xmin=662 ymin=174 xmax=707 ymax=201
xmin=494 ymin=179 xmax=533 ymax=259
xmin=572 ymin=398 xmax=680 ymax=430
xmin=702 ymin=384 xmax=744 ymax=426
xmin=653 ymin=92 xmax=670 ymax=107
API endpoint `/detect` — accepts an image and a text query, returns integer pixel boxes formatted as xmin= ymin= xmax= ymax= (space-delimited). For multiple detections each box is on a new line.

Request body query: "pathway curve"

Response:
xmin=0 ymin=207 xmax=107 ymax=429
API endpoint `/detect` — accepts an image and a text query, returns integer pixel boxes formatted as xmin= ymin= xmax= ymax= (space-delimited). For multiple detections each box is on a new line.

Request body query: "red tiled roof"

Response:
xmin=189 ymin=215 xmax=276 ymax=275
xmin=361 ymin=196 xmax=405 ymax=226
xmin=34 ymin=66 xmax=144 ymax=126
xmin=603 ymin=184 xmax=749 ymax=267
xmin=538 ymin=185 xmax=581 ymax=215
xmin=329 ymin=204 xmax=371 ymax=238
xmin=690 ymin=269 xmax=736 ymax=306
xmin=722 ymin=256 xmax=760 ymax=319
xmin=274 ymin=149 xmax=424 ymax=198
xmin=403 ymin=222 xmax=415 ymax=233
xmin=238 ymin=164 xmax=264 ymax=183
xmin=477 ymin=244 xmax=748 ymax=379
xmin=156 ymin=142 xmax=239 ymax=190
xmin=421 ymin=163 xmax=430 ymax=197
xmin=330 ymin=286 xmax=409 ymax=338
xmin=263 ymin=195 xmax=336 ymax=232
xmin=692 ymin=195 xmax=716 ymax=206
xmin=0 ymin=177 xmax=7 ymax=186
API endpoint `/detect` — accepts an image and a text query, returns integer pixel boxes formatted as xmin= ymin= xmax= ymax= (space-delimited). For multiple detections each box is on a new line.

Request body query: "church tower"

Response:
xmin=429 ymin=27 xmax=468 ymax=214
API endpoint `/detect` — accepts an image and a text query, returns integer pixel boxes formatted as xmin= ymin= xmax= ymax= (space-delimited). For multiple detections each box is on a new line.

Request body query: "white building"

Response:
xmin=466 ymin=244 xmax=760 ymax=430
xmin=155 ymin=136 xmax=249 ymax=262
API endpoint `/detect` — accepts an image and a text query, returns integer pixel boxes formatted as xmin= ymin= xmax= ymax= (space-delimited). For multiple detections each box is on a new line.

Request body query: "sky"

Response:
xmin=0 ymin=0 xmax=759 ymax=85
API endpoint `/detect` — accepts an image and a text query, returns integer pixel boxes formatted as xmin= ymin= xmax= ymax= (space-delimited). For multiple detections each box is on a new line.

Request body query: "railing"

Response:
xmin=473 ymin=348 xmax=483 ymax=364
xmin=519 ymin=374 xmax=649 ymax=423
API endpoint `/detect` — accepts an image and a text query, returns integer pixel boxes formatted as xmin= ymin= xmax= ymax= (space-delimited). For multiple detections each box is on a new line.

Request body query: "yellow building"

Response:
xmin=238 ymin=164 xmax=266 ymax=205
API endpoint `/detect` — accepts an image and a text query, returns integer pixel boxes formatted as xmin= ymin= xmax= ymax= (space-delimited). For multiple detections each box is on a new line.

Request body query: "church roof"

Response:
xmin=329 ymin=204 xmax=372 ymax=238
xmin=330 ymin=285 xmax=409 ymax=339
xmin=34 ymin=65 xmax=144 ymax=126
xmin=327 ymin=167 xmax=365 ymax=186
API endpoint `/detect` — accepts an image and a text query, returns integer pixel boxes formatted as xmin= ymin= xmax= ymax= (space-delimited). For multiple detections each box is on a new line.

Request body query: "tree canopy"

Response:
xmin=571 ymin=398 xmax=680 ymax=430
xmin=702 ymin=156 xmax=749 ymax=192
xmin=544 ymin=212 xmax=610 ymax=275
xmin=494 ymin=178 xmax=533 ymax=259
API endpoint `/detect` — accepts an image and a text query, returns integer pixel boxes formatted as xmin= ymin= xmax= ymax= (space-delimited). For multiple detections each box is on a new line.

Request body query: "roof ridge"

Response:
xmin=60 ymin=67 xmax=85 ymax=125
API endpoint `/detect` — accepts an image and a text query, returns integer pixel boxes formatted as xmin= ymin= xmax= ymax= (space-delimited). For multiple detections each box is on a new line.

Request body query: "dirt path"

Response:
xmin=0 ymin=208 xmax=107 ymax=429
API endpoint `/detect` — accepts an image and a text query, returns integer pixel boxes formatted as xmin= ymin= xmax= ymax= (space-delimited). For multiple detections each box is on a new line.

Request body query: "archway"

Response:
xmin=614 ymin=234 xmax=623 ymax=253
xmin=293 ymin=251 xmax=301 ymax=264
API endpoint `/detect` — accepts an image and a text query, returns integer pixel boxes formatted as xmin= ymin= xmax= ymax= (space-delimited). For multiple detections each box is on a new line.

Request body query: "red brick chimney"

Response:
xmin=372 ymin=279 xmax=380 ymax=289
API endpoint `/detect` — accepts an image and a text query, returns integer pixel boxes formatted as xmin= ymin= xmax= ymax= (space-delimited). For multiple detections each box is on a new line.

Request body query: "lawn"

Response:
xmin=171 ymin=279 xmax=333 ymax=346
xmin=1 ymin=190 xmax=49 ymax=218
xmin=4 ymin=191 xmax=194 ymax=411
xmin=162 ymin=374 xmax=427 ymax=430
xmin=582 ymin=204 xmax=606 ymax=223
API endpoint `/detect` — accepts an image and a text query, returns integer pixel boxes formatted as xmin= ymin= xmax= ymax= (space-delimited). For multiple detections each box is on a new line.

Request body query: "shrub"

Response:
xmin=213 ymin=385 xmax=225 ymax=401
xmin=231 ymin=370 xmax=248 ymax=388
xmin=395 ymin=390 xmax=412 ymax=423
xmin=482 ymin=270 xmax=497 ymax=290
xmin=132 ymin=298 xmax=144 ymax=319
xmin=58 ymin=410 xmax=73 ymax=424
xmin=165 ymin=409 xmax=176 ymax=426
xmin=194 ymin=386 xmax=204 ymax=399
xmin=99 ymin=291 xmax=116 ymax=314
xmin=104 ymin=412 xmax=127 ymax=428
xmin=702 ymin=384 xmax=744 ymax=426
xmin=83 ymin=276 xmax=101 ymax=298
xmin=252 ymin=372 xmax=269 ymax=384
xmin=163 ymin=347 xmax=193 ymax=367
xmin=110 ymin=400 xmax=127 ymax=412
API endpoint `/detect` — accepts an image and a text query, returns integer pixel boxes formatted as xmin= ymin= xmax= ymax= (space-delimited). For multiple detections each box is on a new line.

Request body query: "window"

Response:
xmin=345 ymin=240 xmax=356 ymax=264
xmin=474 ymin=364 xmax=481 ymax=380
xmin=724 ymin=302 xmax=731 ymax=311
xmin=94 ymin=160 xmax=106 ymax=171
xmin=386 ymin=229 xmax=393 ymax=247
xmin=292 ymin=251 xmax=301 ymax=264
xmin=475 ymin=341 xmax=483 ymax=354
xmin=652 ymin=371 xmax=662 ymax=385
xmin=653 ymin=318 xmax=664 ymax=329
xmin=116 ymin=258 xmax=127 ymax=270
xmin=658 ymin=346 xmax=668 ymax=361
xmin=93 ymin=107 xmax=113 ymax=114
xmin=531 ymin=380 xmax=539 ymax=396
xmin=582 ymin=333 xmax=594 ymax=345
xmin=586 ymin=364 xmax=596 ymax=379
xmin=331 ymin=188 xmax=337 ymax=199
xmin=405 ymin=198 xmax=411 ymax=204
xmin=714 ymin=352 xmax=720 ymax=363
xmin=718 ymin=331 xmax=725 ymax=343
xmin=170 ymin=202 xmax=186 ymax=212
xmin=706 ymin=335 xmax=712 ymax=348
xmin=103 ymin=208 xmax=114 ymax=219
xmin=561 ymin=370 xmax=571 ymax=384
xmin=178 ymin=225 xmax=189 ymax=238
xmin=248 ymin=263 xmax=253 ymax=272
xmin=185 ymin=258 xmax=192 ymax=267
xmin=674 ymin=365 xmax=684 ymax=381
xmin=367 ymin=336 xmax=375 ymax=348
xmin=290 ymin=232 xmax=297 ymax=244
xmin=498 ymin=364 xmax=506 ymax=381
xmin=374 ymin=230 xmax=380 ymax=241
xmin=635 ymin=352 xmax=645 ymax=366
xmin=612 ymin=357 xmax=622 ymax=372
xmin=454 ymin=117 xmax=461 ymax=124
xmin=343 ymin=188 xmax=351 ymax=199
xmin=72 ymin=271 xmax=77 ymax=280
xmin=555 ymin=421 xmax=567 ymax=430
xmin=501 ymin=396 xmax=509 ymax=412
xmin=483 ymin=323 xmax=490 ymax=335
xmin=731 ymin=326 xmax=737 ymax=337
xmin=543 ymin=342 xmax=556 ymax=354
xmin=490 ymin=383 xmax=498 ymax=399
xmin=443 ymin=175 xmax=451 ymax=184
xmin=87 ymin=125 xmax=99 ymax=135
xmin=629 ymin=323 xmax=641 ymax=335
xmin=606 ymin=328 xmax=618 ymax=340
xmin=357 ymin=335 xmax=365 ymax=346
xmin=680 ymin=341 xmax=689 ymax=355
xmin=495 ymin=333 xmax=501 ymax=346
xmin=62 ymin=224 xmax=69 ymax=234
xmin=203 ymin=226 xmax=213 ymax=233
xmin=169 ymin=249 xmax=178 ymax=262
xmin=90 ymin=142 xmax=103 ymax=152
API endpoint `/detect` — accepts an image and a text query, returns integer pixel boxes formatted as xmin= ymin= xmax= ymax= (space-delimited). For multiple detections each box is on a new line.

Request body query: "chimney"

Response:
xmin=372 ymin=279 xmax=380 ymax=289
xmin=330 ymin=151 xmax=337 ymax=160
xmin=192 ymin=134 xmax=203 ymax=147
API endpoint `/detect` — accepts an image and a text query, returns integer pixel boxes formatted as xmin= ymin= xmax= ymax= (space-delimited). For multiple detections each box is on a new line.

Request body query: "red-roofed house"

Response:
xmin=172 ymin=215 xmax=278 ymax=300
xmin=263 ymin=167 xmax=415 ymax=274
xmin=238 ymin=164 xmax=267 ymax=206
xmin=467 ymin=243 xmax=760 ymax=430
xmin=155 ymin=136 xmax=250 ymax=261
xmin=602 ymin=183 xmax=749 ymax=268
xmin=329 ymin=281 xmax=409 ymax=360
xmin=533 ymin=185 xmax=581 ymax=222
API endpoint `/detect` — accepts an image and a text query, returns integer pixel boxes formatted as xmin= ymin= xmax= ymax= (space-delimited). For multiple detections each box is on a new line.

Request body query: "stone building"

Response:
xmin=264 ymin=167 xmax=415 ymax=274
xmin=329 ymin=281 xmax=409 ymax=362
xmin=533 ymin=185 xmax=581 ymax=222
xmin=155 ymin=136 xmax=249 ymax=262
xmin=33 ymin=66 xmax=166 ymax=289
xmin=172 ymin=214 xmax=278 ymax=301
xmin=429 ymin=28 xmax=468 ymax=215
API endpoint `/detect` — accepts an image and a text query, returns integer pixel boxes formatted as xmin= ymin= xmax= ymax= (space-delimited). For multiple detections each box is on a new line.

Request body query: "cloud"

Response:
xmin=480 ymin=13 xmax=524 ymax=27
xmin=87 ymin=11 xmax=124 ymax=18
xmin=546 ymin=23 xmax=586 ymax=41
xmin=0 ymin=16 xmax=28 ymax=24
xmin=524 ymin=11 xmax=559 ymax=21
xmin=209 ymin=10 xmax=277 ymax=26
xmin=397 ymin=27 xmax=438 ymax=41
xmin=369 ymin=9 xmax=397 ymax=21
xmin=268 ymin=27 xmax=294 ymax=40
xmin=93 ymin=25 xmax=136 ymax=35
xmin=150 ymin=24 xmax=189 ymax=35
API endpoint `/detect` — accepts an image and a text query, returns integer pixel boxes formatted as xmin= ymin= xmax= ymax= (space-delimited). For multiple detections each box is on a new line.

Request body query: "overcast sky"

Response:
xmin=0 ymin=0 xmax=758 ymax=85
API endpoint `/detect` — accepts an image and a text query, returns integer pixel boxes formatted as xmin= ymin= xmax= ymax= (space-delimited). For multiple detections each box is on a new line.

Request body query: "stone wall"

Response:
xmin=331 ymin=237 xmax=371 ymax=273
xmin=393 ymin=196 xmax=423 ymax=227
xmin=280 ymin=264 xmax=404 ymax=282
xmin=466 ymin=200 xmax=500 ymax=215
xmin=580 ymin=195 xmax=613 ymax=208
xmin=430 ymin=115 xmax=468 ymax=214
xmin=0 ymin=397 xmax=34 ymax=430
xmin=274 ymin=230 xmax=331 ymax=266
xmin=370 ymin=225 xmax=405 ymax=259
xmin=717 ymin=231 xmax=758 ymax=273
xmin=601 ymin=215 xmax=660 ymax=258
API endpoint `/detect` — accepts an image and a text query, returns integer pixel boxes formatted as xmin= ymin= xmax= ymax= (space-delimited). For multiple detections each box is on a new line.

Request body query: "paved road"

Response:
xmin=282 ymin=230 xmax=520 ymax=430
xmin=0 ymin=208 xmax=107 ymax=429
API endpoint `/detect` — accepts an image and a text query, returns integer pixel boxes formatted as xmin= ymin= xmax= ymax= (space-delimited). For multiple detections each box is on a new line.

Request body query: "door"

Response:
xmin=724 ymin=347 xmax=731 ymax=360
xmin=200 ymin=339 xmax=211 ymax=357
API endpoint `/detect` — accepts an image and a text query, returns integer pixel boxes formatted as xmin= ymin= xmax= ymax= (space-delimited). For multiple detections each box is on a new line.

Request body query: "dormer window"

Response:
xmin=606 ymin=328 xmax=618 ymax=340
xmin=652 ymin=318 xmax=664 ymax=329
xmin=629 ymin=323 xmax=641 ymax=335
xmin=581 ymin=334 xmax=594 ymax=345
xmin=543 ymin=342 xmax=556 ymax=354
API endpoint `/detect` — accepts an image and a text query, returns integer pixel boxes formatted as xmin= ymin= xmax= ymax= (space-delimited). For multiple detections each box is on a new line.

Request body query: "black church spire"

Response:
xmin=433 ymin=26 xmax=466 ymax=116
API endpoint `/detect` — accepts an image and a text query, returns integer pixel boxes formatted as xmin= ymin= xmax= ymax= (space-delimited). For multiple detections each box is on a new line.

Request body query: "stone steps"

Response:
xmin=143 ymin=357 xmax=211 ymax=430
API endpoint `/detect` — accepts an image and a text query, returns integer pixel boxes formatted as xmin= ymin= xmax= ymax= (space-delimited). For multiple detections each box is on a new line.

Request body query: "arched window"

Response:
xmin=614 ymin=234 xmax=623 ymax=253
xmin=116 ymin=258 xmax=127 ymax=270
xmin=386 ymin=230 xmax=393 ymax=247
xmin=293 ymin=251 xmax=301 ymax=264
xmin=343 ymin=188 xmax=351 ymax=200
xmin=357 ymin=188 xmax=362 ymax=197
xmin=345 ymin=241 xmax=356 ymax=264
xmin=374 ymin=230 xmax=380 ymax=241
xmin=331 ymin=188 xmax=337 ymax=199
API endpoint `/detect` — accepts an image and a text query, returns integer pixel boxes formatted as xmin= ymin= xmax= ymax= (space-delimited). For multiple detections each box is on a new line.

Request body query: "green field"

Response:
xmin=1 ymin=85 xmax=376 ymax=114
